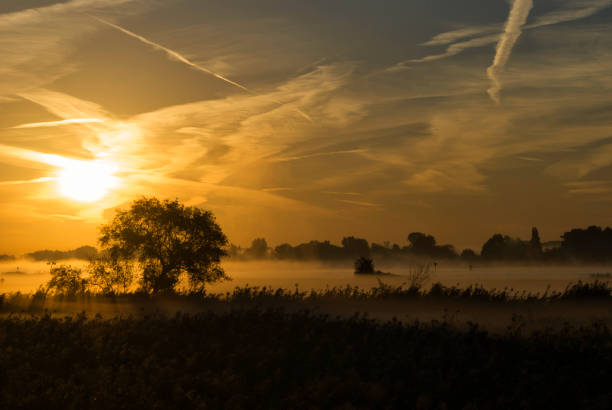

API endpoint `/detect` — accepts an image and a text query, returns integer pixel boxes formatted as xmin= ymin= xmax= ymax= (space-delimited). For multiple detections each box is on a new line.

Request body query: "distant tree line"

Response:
xmin=228 ymin=232 xmax=459 ymax=262
xmin=230 ymin=226 xmax=612 ymax=263
xmin=25 ymin=246 xmax=98 ymax=262
xmin=11 ymin=224 xmax=612 ymax=266
xmin=0 ymin=254 xmax=15 ymax=262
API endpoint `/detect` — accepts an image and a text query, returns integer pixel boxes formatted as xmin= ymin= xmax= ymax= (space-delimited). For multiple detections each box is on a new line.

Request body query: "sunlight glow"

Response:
xmin=57 ymin=160 xmax=119 ymax=202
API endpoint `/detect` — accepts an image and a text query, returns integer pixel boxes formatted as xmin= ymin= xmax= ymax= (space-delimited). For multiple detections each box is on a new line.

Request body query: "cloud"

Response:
xmin=90 ymin=15 xmax=313 ymax=122
xmin=393 ymin=0 xmax=612 ymax=70
xmin=0 ymin=61 xmax=355 ymax=226
xmin=565 ymin=180 xmax=612 ymax=195
xmin=518 ymin=156 xmax=544 ymax=162
xmin=528 ymin=0 xmax=612 ymax=27
xmin=487 ymin=0 xmax=534 ymax=103
xmin=12 ymin=118 xmax=105 ymax=128
xmin=270 ymin=149 xmax=366 ymax=163
xmin=546 ymin=143 xmax=612 ymax=179
xmin=421 ymin=25 xmax=501 ymax=46
xmin=336 ymin=199 xmax=381 ymax=208
xmin=0 ymin=0 xmax=143 ymax=99
xmin=404 ymin=168 xmax=485 ymax=193
xmin=390 ymin=34 xmax=500 ymax=67
xmin=0 ymin=177 xmax=55 ymax=185
xmin=89 ymin=15 xmax=252 ymax=93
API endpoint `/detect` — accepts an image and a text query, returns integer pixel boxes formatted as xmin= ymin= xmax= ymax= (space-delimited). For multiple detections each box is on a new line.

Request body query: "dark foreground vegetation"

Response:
xmin=0 ymin=307 xmax=610 ymax=410
xmin=5 ymin=276 xmax=611 ymax=311
xmin=1 ymin=280 xmax=611 ymax=409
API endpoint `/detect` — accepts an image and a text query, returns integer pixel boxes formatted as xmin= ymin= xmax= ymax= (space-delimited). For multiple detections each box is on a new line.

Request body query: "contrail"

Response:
xmin=487 ymin=0 xmax=534 ymax=104
xmin=12 ymin=118 xmax=105 ymax=128
xmin=0 ymin=177 xmax=55 ymax=185
xmin=89 ymin=15 xmax=312 ymax=122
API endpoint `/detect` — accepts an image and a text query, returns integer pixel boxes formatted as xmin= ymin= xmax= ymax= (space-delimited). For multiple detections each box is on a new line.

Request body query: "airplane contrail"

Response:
xmin=486 ymin=0 xmax=534 ymax=104
xmin=0 ymin=177 xmax=56 ymax=185
xmin=12 ymin=118 xmax=105 ymax=128
xmin=89 ymin=15 xmax=312 ymax=122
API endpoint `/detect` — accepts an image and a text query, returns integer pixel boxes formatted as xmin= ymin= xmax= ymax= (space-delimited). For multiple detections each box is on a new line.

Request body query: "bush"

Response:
xmin=354 ymin=257 xmax=375 ymax=274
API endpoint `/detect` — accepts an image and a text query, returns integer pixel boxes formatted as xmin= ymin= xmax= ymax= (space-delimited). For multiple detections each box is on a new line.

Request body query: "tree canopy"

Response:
xmin=99 ymin=197 xmax=229 ymax=293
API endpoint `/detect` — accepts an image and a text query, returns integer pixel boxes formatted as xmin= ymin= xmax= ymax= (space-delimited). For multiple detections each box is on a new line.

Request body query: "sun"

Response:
xmin=57 ymin=160 xmax=119 ymax=202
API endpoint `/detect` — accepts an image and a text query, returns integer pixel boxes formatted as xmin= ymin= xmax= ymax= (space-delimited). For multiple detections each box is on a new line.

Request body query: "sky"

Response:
xmin=1 ymin=0 xmax=612 ymax=254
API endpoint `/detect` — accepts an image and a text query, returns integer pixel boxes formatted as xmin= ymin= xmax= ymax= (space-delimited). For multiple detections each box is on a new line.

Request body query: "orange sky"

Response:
xmin=1 ymin=0 xmax=612 ymax=254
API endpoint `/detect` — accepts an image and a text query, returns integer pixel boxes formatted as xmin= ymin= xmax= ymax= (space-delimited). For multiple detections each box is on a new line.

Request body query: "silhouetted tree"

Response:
xmin=371 ymin=242 xmax=391 ymax=258
xmin=342 ymin=236 xmax=370 ymax=258
xmin=290 ymin=240 xmax=345 ymax=261
xmin=98 ymin=197 xmax=228 ymax=294
xmin=461 ymin=249 xmax=478 ymax=261
xmin=432 ymin=244 xmax=458 ymax=259
xmin=46 ymin=264 xmax=88 ymax=296
xmin=528 ymin=227 xmax=543 ymax=259
xmin=274 ymin=243 xmax=296 ymax=260
xmin=407 ymin=232 xmax=436 ymax=255
xmin=247 ymin=238 xmax=269 ymax=259
xmin=316 ymin=241 xmax=345 ymax=260
xmin=227 ymin=244 xmax=243 ymax=259
xmin=354 ymin=257 xmax=375 ymax=274
xmin=25 ymin=245 xmax=97 ymax=262
xmin=481 ymin=234 xmax=527 ymax=261
xmin=560 ymin=226 xmax=612 ymax=261
xmin=88 ymin=255 xmax=135 ymax=294
xmin=481 ymin=234 xmax=506 ymax=260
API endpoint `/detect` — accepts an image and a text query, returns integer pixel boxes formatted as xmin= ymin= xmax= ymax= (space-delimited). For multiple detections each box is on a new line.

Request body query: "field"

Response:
xmin=2 ymin=258 xmax=611 ymax=293
xmin=1 ymin=260 xmax=611 ymax=408
xmin=2 ymin=260 xmax=611 ymax=330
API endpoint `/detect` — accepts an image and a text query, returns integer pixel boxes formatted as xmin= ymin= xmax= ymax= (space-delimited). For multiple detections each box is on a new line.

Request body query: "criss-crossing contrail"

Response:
xmin=486 ymin=0 xmax=534 ymax=104
xmin=89 ymin=15 xmax=312 ymax=122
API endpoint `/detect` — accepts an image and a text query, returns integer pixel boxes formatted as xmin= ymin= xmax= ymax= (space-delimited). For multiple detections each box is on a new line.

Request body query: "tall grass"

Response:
xmin=1 ymin=280 xmax=610 ymax=314
xmin=0 ymin=308 xmax=610 ymax=409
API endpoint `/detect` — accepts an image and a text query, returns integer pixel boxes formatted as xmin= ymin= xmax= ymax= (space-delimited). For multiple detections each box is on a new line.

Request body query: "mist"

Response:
xmin=3 ymin=258 xmax=609 ymax=295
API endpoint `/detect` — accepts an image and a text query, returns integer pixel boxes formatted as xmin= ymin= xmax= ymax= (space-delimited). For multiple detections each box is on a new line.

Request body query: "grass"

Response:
xmin=0 ymin=281 xmax=610 ymax=408
xmin=4 ymin=279 xmax=610 ymax=313
xmin=0 ymin=308 xmax=610 ymax=409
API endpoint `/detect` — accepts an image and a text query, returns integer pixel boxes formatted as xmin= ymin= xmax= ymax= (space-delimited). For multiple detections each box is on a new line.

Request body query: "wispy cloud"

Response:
xmin=0 ymin=177 xmax=55 ymax=185
xmin=89 ymin=15 xmax=252 ymax=93
xmin=336 ymin=199 xmax=381 ymax=208
xmin=393 ymin=0 xmax=612 ymax=71
xmin=487 ymin=0 xmax=534 ymax=103
xmin=390 ymin=34 xmax=500 ymax=67
xmin=0 ymin=0 xmax=144 ymax=100
xmin=565 ymin=180 xmax=612 ymax=194
xmin=546 ymin=143 xmax=612 ymax=179
xmin=528 ymin=0 xmax=612 ymax=27
xmin=270 ymin=149 xmax=366 ymax=163
xmin=90 ymin=15 xmax=313 ymax=122
xmin=12 ymin=118 xmax=105 ymax=129
xmin=421 ymin=25 xmax=501 ymax=46
xmin=518 ymin=156 xmax=544 ymax=162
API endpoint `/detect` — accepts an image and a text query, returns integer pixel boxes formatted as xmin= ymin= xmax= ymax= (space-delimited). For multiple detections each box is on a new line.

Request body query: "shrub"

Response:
xmin=354 ymin=257 xmax=375 ymax=274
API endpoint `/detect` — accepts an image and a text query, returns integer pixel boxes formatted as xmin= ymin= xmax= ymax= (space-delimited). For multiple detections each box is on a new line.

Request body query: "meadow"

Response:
xmin=0 ymin=304 xmax=610 ymax=409
xmin=1 ymin=259 xmax=611 ymax=408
